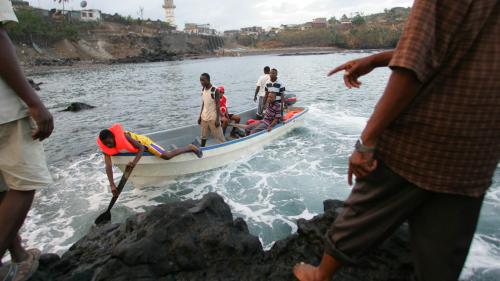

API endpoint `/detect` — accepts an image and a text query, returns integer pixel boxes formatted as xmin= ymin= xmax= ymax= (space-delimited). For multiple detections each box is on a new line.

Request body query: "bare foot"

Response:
xmin=293 ymin=263 xmax=327 ymax=281
xmin=189 ymin=144 xmax=203 ymax=158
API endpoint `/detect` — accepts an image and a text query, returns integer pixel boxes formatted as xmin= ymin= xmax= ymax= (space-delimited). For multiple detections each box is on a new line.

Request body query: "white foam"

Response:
xmin=461 ymin=234 xmax=500 ymax=279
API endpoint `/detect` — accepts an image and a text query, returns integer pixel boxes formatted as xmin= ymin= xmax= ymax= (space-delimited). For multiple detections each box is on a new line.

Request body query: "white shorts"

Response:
xmin=0 ymin=117 xmax=52 ymax=192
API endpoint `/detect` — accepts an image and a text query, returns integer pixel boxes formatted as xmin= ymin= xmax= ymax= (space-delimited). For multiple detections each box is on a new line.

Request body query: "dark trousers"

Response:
xmin=326 ymin=161 xmax=484 ymax=281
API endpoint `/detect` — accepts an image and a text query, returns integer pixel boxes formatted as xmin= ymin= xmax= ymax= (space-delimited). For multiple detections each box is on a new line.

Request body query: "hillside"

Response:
xmin=233 ymin=7 xmax=411 ymax=50
xmin=7 ymin=6 xmax=224 ymax=68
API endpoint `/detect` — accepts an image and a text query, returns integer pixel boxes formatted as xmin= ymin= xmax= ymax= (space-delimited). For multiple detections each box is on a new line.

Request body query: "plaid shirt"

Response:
xmin=377 ymin=0 xmax=500 ymax=197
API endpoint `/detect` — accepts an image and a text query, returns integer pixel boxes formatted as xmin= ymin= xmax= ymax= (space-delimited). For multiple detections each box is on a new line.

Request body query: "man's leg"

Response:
xmin=245 ymin=122 xmax=257 ymax=136
xmin=0 ymin=190 xmax=29 ymax=266
xmin=147 ymin=142 xmax=201 ymax=160
xmin=229 ymin=114 xmax=241 ymax=137
xmin=294 ymin=162 xmax=429 ymax=281
xmin=257 ymin=96 xmax=264 ymax=118
xmin=160 ymin=146 xmax=201 ymax=160
xmin=200 ymin=120 xmax=209 ymax=147
xmin=409 ymin=192 xmax=484 ymax=281
xmin=221 ymin=117 xmax=229 ymax=135
xmin=250 ymin=122 xmax=268 ymax=134
xmin=0 ymin=189 xmax=35 ymax=260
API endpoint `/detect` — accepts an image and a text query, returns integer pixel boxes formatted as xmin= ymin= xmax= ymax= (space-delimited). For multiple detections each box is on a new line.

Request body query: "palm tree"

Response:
xmin=54 ymin=0 xmax=70 ymax=14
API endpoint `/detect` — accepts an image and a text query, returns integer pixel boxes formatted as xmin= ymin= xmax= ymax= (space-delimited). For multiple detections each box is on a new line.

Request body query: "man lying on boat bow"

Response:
xmin=97 ymin=124 xmax=202 ymax=195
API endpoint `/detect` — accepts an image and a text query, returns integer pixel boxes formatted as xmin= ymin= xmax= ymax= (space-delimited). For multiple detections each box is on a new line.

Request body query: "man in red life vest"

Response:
xmin=97 ymin=124 xmax=202 ymax=195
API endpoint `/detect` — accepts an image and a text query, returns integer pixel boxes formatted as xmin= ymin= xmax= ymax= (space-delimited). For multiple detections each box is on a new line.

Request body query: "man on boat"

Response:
xmin=198 ymin=73 xmax=225 ymax=147
xmin=218 ymin=86 xmax=242 ymax=138
xmin=294 ymin=1 xmax=500 ymax=281
xmin=264 ymin=68 xmax=285 ymax=118
xmin=245 ymin=93 xmax=281 ymax=135
xmin=254 ymin=66 xmax=270 ymax=119
xmin=97 ymin=124 xmax=202 ymax=195
xmin=0 ymin=0 xmax=53 ymax=279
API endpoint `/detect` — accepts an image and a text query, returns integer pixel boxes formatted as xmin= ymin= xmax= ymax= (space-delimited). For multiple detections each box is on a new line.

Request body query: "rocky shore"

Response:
xmin=31 ymin=193 xmax=413 ymax=281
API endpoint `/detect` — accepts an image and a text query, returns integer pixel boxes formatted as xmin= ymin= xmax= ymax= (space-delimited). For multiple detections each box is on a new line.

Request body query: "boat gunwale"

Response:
xmin=115 ymin=107 xmax=308 ymax=157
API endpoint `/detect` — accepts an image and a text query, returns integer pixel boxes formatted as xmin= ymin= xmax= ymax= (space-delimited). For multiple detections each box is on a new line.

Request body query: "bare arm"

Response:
xmin=267 ymin=117 xmax=279 ymax=132
xmin=254 ymin=86 xmax=260 ymax=101
xmin=347 ymin=67 xmax=421 ymax=185
xmin=361 ymin=67 xmax=421 ymax=146
xmin=328 ymin=50 xmax=394 ymax=88
xmin=0 ymin=27 xmax=53 ymax=141
xmin=104 ymin=154 xmax=117 ymax=195
xmin=214 ymin=90 xmax=221 ymax=127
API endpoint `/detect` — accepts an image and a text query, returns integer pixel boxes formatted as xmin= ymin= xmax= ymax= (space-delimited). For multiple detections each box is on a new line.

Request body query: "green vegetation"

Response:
xmin=6 ymin=7 xmax=80 ymax=46
xmin=249 ymin=7 xmax=410 ymax=49
xmin=100 ymin=12 xmax=172 ymax=30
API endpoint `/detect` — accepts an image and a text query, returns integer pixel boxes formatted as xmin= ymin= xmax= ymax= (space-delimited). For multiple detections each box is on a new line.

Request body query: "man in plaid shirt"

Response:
xmin=294 ymin=1 xmax=500 ymax=280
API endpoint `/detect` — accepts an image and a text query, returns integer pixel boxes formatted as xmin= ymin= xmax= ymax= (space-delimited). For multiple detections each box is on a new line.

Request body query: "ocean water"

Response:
xmin=18 ymin=52 xmax=499 ymax=280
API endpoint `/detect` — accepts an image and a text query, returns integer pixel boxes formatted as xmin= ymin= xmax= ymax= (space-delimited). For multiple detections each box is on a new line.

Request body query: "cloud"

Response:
xmin=26 ymin=0 xmax=414 ymax=30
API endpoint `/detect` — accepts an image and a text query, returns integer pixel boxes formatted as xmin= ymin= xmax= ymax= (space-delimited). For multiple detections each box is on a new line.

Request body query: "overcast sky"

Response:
xmin=27 ymin=0 xmax=414 ymax=31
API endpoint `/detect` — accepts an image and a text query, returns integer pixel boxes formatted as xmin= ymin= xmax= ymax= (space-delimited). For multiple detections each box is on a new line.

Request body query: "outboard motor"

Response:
xmin=284 ymin=93 xmax=297 ymax=106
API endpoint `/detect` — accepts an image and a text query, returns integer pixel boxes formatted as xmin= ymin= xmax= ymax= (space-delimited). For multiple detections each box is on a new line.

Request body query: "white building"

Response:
xmin=80 ymin=9 xmax=101 ymax=22
xmin=163 ymin=0 xmax=176 ymax=27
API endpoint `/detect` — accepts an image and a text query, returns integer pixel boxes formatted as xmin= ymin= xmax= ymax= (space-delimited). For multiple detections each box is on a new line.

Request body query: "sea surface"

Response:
xmin=20 ymin=52 xmax=499 ymax=280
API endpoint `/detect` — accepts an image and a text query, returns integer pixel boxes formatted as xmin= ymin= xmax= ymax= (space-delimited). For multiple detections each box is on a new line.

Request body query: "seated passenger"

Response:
xmin=245 ymin=93 xmax=281 ymax=135
xmin=97 ymin=124 xmax=202 ymax=195
xmin=218 ymin=86 xmax=242 ymax=138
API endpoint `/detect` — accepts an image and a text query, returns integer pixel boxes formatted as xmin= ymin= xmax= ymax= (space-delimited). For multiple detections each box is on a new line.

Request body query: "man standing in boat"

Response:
xmin=198 ymin=73 xmax=225 ymax=147
xmin=254 ymin=66 xmax=270 ymax=119
xmin=264 ymin=68 xmax=285 ymax=119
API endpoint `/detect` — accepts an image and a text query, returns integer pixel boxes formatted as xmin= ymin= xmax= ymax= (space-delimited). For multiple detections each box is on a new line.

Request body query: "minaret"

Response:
xmin=162 ymin=0 xmax=175 ymax=27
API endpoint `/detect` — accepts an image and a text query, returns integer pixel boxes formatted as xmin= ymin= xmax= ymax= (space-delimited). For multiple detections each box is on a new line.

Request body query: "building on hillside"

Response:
xmin=80 ymin=9 xmax=102 ymax=22
xmin=66 ymin=10 xmax=82 ymax=21
xmin=300 ymin=22 xmax=313 ymax=30
xmin=223 ymin=30 xmax=240 ymax=37
xmin=240 ymin=26 xmax=264 ymax=36
xmin=281 ymin=24 xmax=301 ymax=31
xmin=184 ymin=23 xmax=216 ymax=35
xmin=312 ymin=18 xmax=328 ymax=28
xmin=162 ymin=0 xmax=176 ymax=27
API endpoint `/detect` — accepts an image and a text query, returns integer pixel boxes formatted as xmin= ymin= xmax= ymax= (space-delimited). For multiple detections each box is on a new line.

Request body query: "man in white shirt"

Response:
xmin=0 ymin=0 xmax=54 ymax=279
xmin=198 ymin=73 xmax=225 ymax=147
xmin=254 ymin=66 xmax=270 ymax=119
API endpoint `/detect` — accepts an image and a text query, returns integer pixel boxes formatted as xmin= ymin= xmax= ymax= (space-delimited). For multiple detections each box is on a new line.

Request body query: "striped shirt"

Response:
xmin=263 ymin=102 xmax=281 ymax=126
xmin=265 ymin=79 xmax=285 ymax=101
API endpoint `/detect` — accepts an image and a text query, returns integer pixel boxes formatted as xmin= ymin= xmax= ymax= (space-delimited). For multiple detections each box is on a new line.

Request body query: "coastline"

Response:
xmin=22 ymin=47 xmax=380 ymax=76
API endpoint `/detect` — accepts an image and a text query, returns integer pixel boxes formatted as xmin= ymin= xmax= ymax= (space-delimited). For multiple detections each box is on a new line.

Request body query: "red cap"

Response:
xmin=217 ymin=86 xmax=225 ymax=94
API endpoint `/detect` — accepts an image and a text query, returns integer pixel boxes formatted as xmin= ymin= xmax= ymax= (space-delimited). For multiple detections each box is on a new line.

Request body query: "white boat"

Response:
xmin=112 ymin=106 xmax=308 ymax=187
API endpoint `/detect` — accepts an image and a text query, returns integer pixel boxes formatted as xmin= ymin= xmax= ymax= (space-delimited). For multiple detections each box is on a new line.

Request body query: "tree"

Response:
xmin=328 ymin=16 xmax=338 ymax=25
xmin=352 ymin=14 xmax=366 ymax=25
